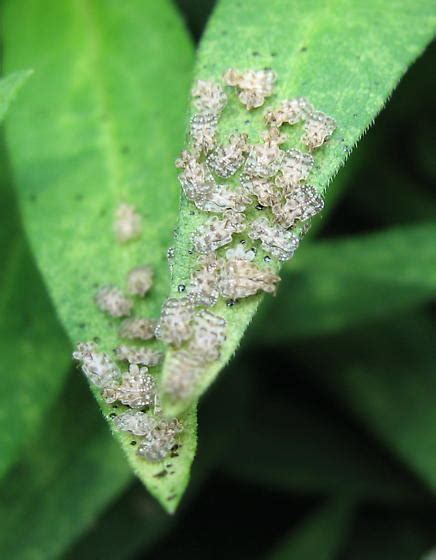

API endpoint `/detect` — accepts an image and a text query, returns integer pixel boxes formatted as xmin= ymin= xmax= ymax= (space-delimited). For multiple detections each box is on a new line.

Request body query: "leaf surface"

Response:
xmin=3 ymin=0 xmax=195 ymax=511
xmin=161 ymin=0 xmax=436 ymax=415
xmin=0 ymin=70 xmax=32 ymax=121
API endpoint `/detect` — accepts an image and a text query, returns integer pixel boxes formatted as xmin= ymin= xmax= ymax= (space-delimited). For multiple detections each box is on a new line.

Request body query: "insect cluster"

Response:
xmin=74 ymin=204 xmax=183 ymax=464
xmin=161 ymin=68 xmax=336 ymax=403
xmin=73 ymin=68 xmax=336 ymax=465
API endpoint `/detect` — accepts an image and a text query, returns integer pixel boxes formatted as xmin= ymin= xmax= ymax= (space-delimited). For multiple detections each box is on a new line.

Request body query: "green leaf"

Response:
xmin=65 ymin=482 xmax=172 ymax=560
xmin=0 ymin=70 xmax=32 ymax=122
xmin=295 ymin=314 xmax=436 ymax=493
xmin=160 ymin=0 xmax=436 ymax=416
xmin=3 ymin=0 xmax=195 ymax=511
xmin=269 ymin=498 xmax=354 ymax=560
xmin=344 ymin=509 xmax=434 ymax=560
xmin=0 ymin=141 xmax=72 ymax=478
xmin=0 ymin=373 xmax=132 ymax=560
xmin=252 ymin=223 xmax=436 ymax=339
xmin=0 ymin=216 xmax=72 ymax=479
xmin=223 ymin=397 xmax=428 ymax=504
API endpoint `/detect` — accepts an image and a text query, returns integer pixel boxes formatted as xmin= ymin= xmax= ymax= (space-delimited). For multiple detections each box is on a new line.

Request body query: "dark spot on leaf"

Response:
xmin=177 ymin=284 xmax=186 ymax=293
xmin=75 ymin=193 xmax=84 ymax=202
xmin=154 ymin=470 xmax=168 ymax=478
xmin=78 ymin=323 xmax=86 ymax=329
xmin=167 ymin=494 xmax=178 ymax=501
xmin=227 ymin=299 xmax=237 ymax=307
xmin=93 ymin=336 xmax=101 ymax=343
xmin=244 ymin=119 xmax=251 ymax=124
xmin=109 ymin=412 xmax=117 ymax=418
xmin=130 ymin=440 xmax=137 ymax=446
xmin=255 ymin=204 xmax=265 ymax=210
xmin=252 ymin=51 xmax=260 ymax=57
xmin=300 ymin=46 xmax=308 ymax=52
xmin=29 ymin=193 xmax=37 ymax=202
xmin=271 ymin=52 xmax=278 ymax=57
xmin=121 ymin=145 xmax=130 ymax=154
xmin=264 ymin=256 xmax=271 ymax=263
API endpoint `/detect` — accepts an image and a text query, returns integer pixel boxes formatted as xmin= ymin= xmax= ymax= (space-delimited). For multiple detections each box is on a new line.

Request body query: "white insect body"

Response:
xmin=126 ymin=265 xmax=153 ymax=297
xmin=114 ymin=345 xmax=163 ymax=367
xmin=176 ymin=151 xmax=217 ymax=201
xmin=188 ymin=254 xmax=222 ymax=306
xmin=276 ymin=149 xmax=314 ymax=191
xmin=264 ymin=97 xmax=314 ymax=127
xmin=136 ymin=417 xmax=183 ymax=462
xmin=249 ymin=217 xmax=300 ymax=261
xmin=189 ymin=112 xmax=218 ymax=154
xmin=219 ymin=259 xmax=280 ymax=298
xmin=240 ymin=174 xmax=278 ymax=207
xmin=194 ymin=186 xmax=251 ymax=214
xmin=191 ymin=79 xmax=228 ymax=114
xmin=302 ymin=111 xmax=337 ymax=149
xmin=162 ymin=350 xmax=206 ymax=401
xmin=244 ymin=142 xmax=284 ymax=178
xmin=155 ymin=297 xmax=194 ymax=346
xmin=95 ymin=286 xmax=133 ymax=318
xmin=113 ymin=410 xmax=157 ymax=436
xmin=114 ymin=203 xmax=142 ymax=243
xmin=225 ymin=243 xmax=256 ymax=262
xmin=119 ymin=317 xmax=157 ymax=341
xmin=102 ymin=364 xmax=156 ymax=409
xmin=272 ymin=184 xmax=324 ymax=228
xmin=188 ymin=310 xmax=227 ymax=362
xmin=223 ymin=68 xmax=276 ymax=110
xmin=192 ymin=211 xmax=245 ymax=253
xmin=206 ymin=133 xmax=249 ymax=178
xmin=73 ymin=342 xmax=120 ymax=388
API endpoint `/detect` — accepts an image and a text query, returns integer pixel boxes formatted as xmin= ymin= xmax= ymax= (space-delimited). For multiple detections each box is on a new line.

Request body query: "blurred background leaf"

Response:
xmin=0 ymin=373 xmax=132 ymax=560
xmin=0 ymin=0 xmax=434 ymax=558
xmin=0 ymin=71 xmax=72 ymax=480
xmin=252 ymin=222 xmax=436 ymax=338
xmin=269 ymin=498 xmax=355 ymax=560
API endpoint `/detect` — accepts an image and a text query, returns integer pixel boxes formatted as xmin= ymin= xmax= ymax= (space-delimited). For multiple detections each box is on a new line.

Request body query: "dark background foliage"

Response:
xmin=1 ymin=1 xmax=435 ymax=558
